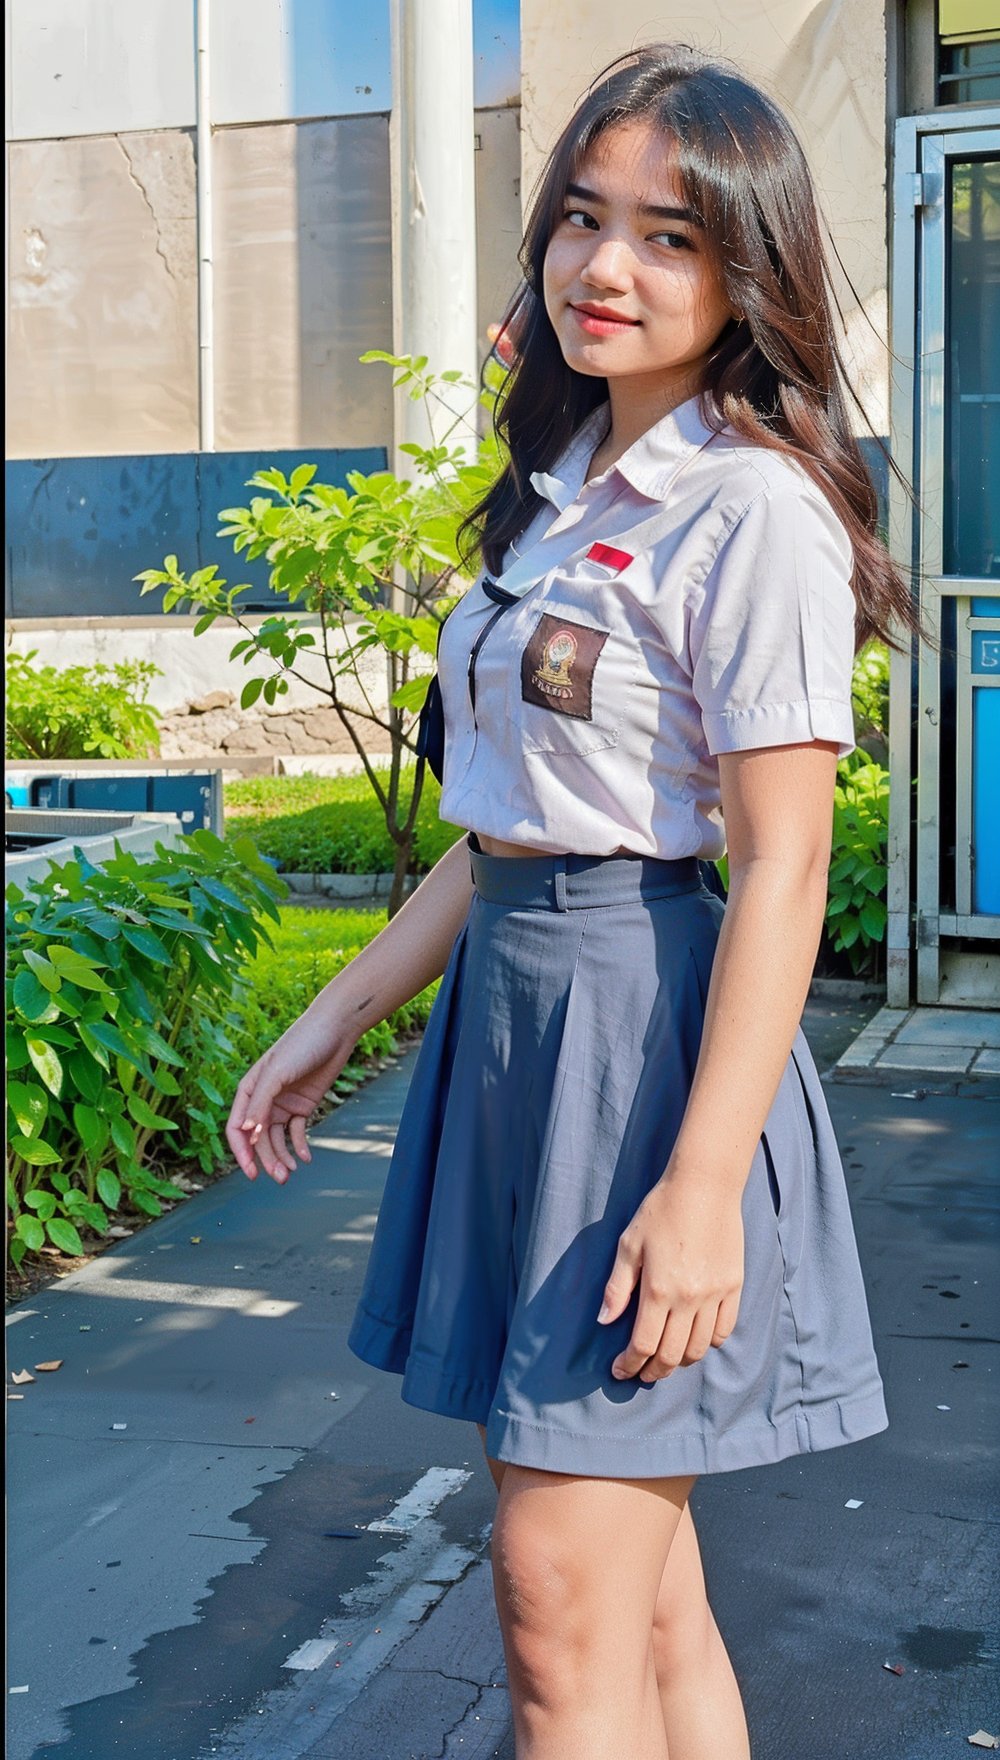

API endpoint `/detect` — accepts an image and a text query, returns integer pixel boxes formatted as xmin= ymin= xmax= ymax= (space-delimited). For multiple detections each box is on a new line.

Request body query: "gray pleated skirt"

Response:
xmin=347 ymin=834 xmax=889 ymax=1478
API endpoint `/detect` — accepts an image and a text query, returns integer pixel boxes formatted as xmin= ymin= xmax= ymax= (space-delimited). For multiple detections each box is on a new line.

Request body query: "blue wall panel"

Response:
xmin=6 ymin=447 xmax=386 ymax=619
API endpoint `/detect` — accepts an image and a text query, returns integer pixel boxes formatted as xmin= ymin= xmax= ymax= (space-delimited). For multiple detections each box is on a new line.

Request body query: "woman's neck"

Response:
xmin=588 ymin=367 xmax=706 ymax=478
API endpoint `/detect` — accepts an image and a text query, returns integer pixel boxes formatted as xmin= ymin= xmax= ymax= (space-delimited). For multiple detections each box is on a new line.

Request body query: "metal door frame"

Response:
xmin=888 ymin=108 xmax=1000 ymax=1006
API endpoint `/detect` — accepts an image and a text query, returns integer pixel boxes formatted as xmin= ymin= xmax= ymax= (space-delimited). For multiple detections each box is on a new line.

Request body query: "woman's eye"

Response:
xmin=563 ymin=208 xmax=598 ymax=230
xmin=652 ymin=231 xmax=693 ymax=251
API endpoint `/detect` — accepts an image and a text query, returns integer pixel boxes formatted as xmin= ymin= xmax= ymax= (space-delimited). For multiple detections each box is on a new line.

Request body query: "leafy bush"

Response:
xmin=6 ymin=829 xmax=446 ymax=1270
xmin=224 ymin=768 xmax=467 ymax=874
xmin=825 ymin=754 xmax=889 ymax=975
xmin=5 ymin=830 xmax=285 ymax=1266
xmin=5 ymin=649 xmax=162 ymax=760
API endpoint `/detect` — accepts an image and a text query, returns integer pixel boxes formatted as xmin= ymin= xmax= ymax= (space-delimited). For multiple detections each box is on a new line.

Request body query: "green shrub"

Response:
xmin=851 ymin=639 xmax=890 ymax=745
xmin=6 ymin=829 xmax=445 ymax=1269
xmin=5 ymin=830 xmax=285 ymax=1265
xmin=224 ymin=768 xmax=466 ymax=874
xmin=825 ymin=753 xmax=889 ymax=975
xmin=5 ymin=649 xmax=162 ymax=760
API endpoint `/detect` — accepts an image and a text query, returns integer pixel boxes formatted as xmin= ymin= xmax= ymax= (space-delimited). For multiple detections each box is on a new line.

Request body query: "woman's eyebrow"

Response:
xmin=564 ymin=181 xmax=700 ymax=225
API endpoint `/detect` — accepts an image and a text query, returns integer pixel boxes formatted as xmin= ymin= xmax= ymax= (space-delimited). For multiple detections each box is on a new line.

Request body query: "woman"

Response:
xmin=226 ymin=45 xmax=919 ymax=1760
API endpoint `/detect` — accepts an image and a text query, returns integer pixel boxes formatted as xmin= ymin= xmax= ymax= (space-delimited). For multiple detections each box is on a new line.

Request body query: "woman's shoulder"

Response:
xmin=695 ymin=428 xmax=852 ymax=569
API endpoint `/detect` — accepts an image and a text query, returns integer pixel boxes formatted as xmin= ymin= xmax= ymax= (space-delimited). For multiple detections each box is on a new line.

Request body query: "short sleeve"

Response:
xmin=687 ymin=484 xmax=858 ymax=759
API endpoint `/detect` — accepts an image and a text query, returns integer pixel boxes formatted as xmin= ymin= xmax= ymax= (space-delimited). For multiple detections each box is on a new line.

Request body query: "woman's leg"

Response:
xmin=648 ymin=1498 xmax=752 ymax=1760
xmin=476 ymin=1425 xmax=751 ymax=1760
xmin=484 ymin=1448 xmax=693 ymax=1758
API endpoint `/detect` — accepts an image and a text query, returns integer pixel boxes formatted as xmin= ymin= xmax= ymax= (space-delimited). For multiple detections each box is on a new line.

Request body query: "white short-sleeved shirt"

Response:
xmin=436 ymin=391 xmax=858 ymax=861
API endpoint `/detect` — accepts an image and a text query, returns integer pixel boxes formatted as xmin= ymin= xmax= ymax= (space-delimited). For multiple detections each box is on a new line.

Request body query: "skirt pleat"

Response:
xmin=347 ymin=840 xmax=888 ymax=1477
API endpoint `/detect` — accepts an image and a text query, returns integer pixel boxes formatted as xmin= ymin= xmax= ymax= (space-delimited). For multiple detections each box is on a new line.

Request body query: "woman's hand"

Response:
xmin=225 ymin=1008 xmax=362 ymax=1184
xmin=597 ymin=1173 xmax=745 ymax=1382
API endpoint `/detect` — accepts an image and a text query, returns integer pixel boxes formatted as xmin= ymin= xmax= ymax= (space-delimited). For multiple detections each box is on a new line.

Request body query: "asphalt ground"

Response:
xmin=6 ymin=995 xmax=999 ymax=1760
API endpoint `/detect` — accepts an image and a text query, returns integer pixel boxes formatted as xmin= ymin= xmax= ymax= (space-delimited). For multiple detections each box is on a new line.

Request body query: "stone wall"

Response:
xmin=158 ymin=691 xmax=393 ymax=759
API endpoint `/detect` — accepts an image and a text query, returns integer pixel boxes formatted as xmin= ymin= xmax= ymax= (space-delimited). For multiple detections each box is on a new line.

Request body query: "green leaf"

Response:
xmin=68 ymin=1050 xmax=107 ymax=1104
xmin=289 ymin=463 xmax=317 ymax=497
xmin=45 ymin=1217 xmax=85 ymax=1255
xmin=129 ymin=1191 xmax=162 ymax=1217
xmin=23 ymin=1190 xmax=57 ymax=1220
xmin=121 ymin=923 xmax=172 ymax=964
xmin=241 ymin=676 xmax=264 ymax=709
xmin=72 ymin=1102 xmax=106 ymax=1154
xmin=96 ymin=1167 xmax=122 ymax=1210
xmin=859 ymin=896 xmax=887 ymax=939
xmin=13 ymin=966 xmax=59 ymax=1022
xmin=110 ymin=1116 xmax=137 ymax=1158
xmin=126 ymin=1092 xmax=180 ymax=1131
xmin=77 ymin=1022 xmax=110 ymax=1070
xmin=80 ymin=1019 xmax=149 ymax=1073
xmin=25 ymin=1038 xmax=63 ymax=1096
xmin=23 ymin=948 xmax=62 ymax=993
xmin=390 ymin=674 xmax=431 ymax=712
xmin=9 ymin=1134 xmax=61 ymax=1166
xmin=129 ymin=1022 xmax=185 ymax=1066
xmin=15 ymin=1214 xmax=45 ymax=1251
xmin=46 ymin=944 xmax=113 ymax=990
xmin=6 ymin=1080 xmax=48 ymax=1137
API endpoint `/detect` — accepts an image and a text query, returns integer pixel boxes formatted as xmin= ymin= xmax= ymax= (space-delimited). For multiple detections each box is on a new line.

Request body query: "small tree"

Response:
xmin=136 ymin=356 xmax=502 ymax=916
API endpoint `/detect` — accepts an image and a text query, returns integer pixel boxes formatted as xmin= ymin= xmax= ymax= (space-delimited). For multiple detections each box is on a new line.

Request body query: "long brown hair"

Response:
xmin=462 ymin=43 xmax=925 ymax=654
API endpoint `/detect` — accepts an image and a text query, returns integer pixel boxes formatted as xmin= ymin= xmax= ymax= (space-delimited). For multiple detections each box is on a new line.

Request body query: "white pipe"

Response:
xmin=389 ymin=0 xmax=479 ymax=477
xmin=195 ymin=0 xmax=215 ymax=452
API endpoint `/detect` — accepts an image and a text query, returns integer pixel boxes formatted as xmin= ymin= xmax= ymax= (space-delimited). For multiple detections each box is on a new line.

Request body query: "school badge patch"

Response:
xmin=521 ymin=613 xmax=609 ymax=720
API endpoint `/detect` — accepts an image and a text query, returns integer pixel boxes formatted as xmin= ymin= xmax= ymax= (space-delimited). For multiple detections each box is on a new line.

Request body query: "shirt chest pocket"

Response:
xmin=515 ymin=601 xmax=637 ymax=756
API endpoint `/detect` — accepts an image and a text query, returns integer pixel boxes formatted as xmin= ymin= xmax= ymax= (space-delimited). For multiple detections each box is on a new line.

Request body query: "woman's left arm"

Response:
xmin=597 ymin=737 xmax=841 ymax=1383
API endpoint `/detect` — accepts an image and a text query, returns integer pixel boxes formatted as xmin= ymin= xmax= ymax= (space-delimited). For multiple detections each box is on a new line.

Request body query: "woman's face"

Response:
xmin=542 ymin=120 xmax=736 ymax=389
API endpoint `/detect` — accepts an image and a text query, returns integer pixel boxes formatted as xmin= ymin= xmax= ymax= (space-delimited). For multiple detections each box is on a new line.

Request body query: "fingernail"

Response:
xmin=611 ymin=1364 xmax=626 ymax=1379
xmin=597 ymin=1303 xmax=611 ymax=1324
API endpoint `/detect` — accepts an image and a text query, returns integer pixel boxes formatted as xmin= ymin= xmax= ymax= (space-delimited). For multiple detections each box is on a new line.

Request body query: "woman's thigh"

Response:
xmin=475 ymin=1422 xmax=706 ymax=1633
xmin=490 ymin=1460 xmax=696 ymax=1675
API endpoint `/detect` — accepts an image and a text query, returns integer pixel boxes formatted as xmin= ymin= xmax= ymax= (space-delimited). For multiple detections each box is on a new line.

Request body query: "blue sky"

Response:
xmin=289 ymin=0 xmax=520 ymax=116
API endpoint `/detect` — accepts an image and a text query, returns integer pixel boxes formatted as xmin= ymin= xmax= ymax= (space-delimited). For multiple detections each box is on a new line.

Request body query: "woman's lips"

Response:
xmin=569 ymin=305 xmax=641 ymax=336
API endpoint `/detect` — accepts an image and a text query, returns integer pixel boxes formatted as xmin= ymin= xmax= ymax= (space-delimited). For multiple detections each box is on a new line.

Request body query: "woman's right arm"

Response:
xmin=225 ymin=832 xmax=475 ymax=1182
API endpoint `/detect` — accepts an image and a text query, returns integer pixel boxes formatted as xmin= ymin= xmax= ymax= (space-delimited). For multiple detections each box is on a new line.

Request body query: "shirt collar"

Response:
xmin=528 ymin=390 xmax=723 ymax=508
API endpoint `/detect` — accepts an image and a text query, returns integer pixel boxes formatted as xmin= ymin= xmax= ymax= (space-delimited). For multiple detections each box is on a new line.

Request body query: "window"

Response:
xmin=938 ymin=0 xmax=1000 ymax=105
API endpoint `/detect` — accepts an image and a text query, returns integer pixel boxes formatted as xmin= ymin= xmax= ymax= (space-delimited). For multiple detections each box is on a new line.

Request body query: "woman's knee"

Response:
xmin=490 ymin=1495 xmax=593 ymax=1701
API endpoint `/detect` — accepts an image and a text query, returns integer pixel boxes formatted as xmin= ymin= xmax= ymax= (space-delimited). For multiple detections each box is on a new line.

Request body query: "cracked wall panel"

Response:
xmin=6 ymin=132 xmax=198 ymax=459
xmin=213 ymin=116 xmax=394 ymax=452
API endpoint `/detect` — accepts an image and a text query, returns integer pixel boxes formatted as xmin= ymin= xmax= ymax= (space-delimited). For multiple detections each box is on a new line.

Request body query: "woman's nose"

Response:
xmin=579 ymin=239 xmax=634 ymax=291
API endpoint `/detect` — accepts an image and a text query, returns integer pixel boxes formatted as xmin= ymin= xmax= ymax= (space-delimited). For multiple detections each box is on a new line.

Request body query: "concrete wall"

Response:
xmin=518 ymin=1 xmax=891 ymax=437
xmin=6 ymin=104 xmax=520 ymax=462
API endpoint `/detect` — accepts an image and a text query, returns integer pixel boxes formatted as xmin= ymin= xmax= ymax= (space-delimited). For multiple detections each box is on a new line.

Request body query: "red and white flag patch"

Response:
xmin=586 ymin=542 xmax=633 ymax=573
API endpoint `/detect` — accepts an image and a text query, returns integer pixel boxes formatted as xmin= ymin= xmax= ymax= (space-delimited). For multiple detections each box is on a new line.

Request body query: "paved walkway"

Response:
xmin=834 ymin=1005 xmax=1000 ymax=1087
xmin=7 ymin=998 xmax=999 ymax=1760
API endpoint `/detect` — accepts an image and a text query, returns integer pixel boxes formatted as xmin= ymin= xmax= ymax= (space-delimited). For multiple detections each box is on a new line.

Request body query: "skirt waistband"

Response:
xmin=465 ymin=831 xmax=703 ymax=911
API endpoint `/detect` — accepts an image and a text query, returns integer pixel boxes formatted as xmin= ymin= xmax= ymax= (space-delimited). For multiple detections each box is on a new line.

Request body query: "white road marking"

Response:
xmin=367 ymin=1466 xmax=472 ymax=1534
xmin=5 ymin=1310 xmax=39 ymax=1327
xmin=283 ymin=1637 xmax=339 ymax=1671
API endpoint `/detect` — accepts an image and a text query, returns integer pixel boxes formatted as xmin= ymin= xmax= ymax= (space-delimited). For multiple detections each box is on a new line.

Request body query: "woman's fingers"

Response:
xmin=289 ymin=1115 xmax=312 ymax=1161
xmin=596 ymin=1232 xmax=641 ymax=1327
xmin=612 ymin=1283 xmax=669 ymax=1380
xmin=711 ymin=1289 xmax=741 ymax=1346
xmin=637 ymin=1310 xmax=689 ymax=1383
